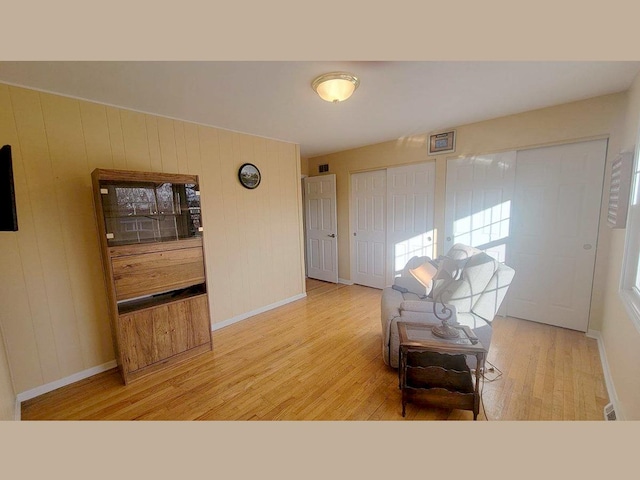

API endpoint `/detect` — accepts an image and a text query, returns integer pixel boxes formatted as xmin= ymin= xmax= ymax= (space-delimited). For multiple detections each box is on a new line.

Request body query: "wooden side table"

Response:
xmin=397 ymin=321 xmax=487 ymax=420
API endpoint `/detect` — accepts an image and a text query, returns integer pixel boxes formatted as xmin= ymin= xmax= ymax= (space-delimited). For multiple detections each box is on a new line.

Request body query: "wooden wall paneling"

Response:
xmin=105 ymin=107 xmax=127 ymax=170
xmin=252 ymin=136 xmax=272 ymax=307
xmin=157 ymin=117 xmax=178 ymax=174
xmin=234 ymin=133 xmax=258 ymax=312
xmin=207 ymin=127 xmax=236 ymax=320
xmin=79 ymin=103 xmax=114 ymax=172
xmin=120 ymin=110 xmax=151 ymax=172
xmin=270 ymin=140 xmax=285 ymax=296
xmin=273 ymin=139 xmax=291 ymax=298
xmin=174 ymin=121 xmax=189 ymax=175
xmin=0 ymin=232 xmax=40 ymax=390
xmin=281 ymin=142 xmax=304 ymax=296
xmin=294 ymin=144 xmax=306 ymax=294
xmin=239 ymin=133 xmax=263 ymax=310
xmin=0 ymin=86 xmax=44 ymax=392
xmin=201 ymin=127 xmax=236 ymax=323
xmin=264 ymin=139 xmax=280 ymax=299
xmin=222 ymin=131 xmax=246 ymax=318
xmin=145 ymin=115 xmax=163 ymax=173
xmin=78 ymin=102 xmax=118 ymax=362
xmin=11 ymin=87 xmax=81 ymax=385
xmin=183 ymin=123 xmax=202 ymax=177
xmin=40 ymin=93 xmax=112 ymax=369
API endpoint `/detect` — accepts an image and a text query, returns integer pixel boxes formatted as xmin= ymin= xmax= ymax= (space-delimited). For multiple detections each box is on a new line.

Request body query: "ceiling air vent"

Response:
xmin=604 ymin=403 xmax=617 ymax=421
xmin=318 ymin=164 xmax=329 ymax=173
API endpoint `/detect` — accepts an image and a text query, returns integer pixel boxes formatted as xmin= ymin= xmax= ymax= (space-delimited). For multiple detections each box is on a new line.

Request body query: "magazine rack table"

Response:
xmin=397 ymin=321 xmax=487 ymax=420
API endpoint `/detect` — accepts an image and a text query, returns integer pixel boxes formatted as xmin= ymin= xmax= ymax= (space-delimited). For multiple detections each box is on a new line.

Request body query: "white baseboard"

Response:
xmin=338 ymin=278 xmax=354 ymax=285
xmin=15 ymin=360 xmax=118 ymax=420
xmin=211 ymin=293 xmax=306 ymax=332
xmin=587 ymin=329 xmax=624 ymax=420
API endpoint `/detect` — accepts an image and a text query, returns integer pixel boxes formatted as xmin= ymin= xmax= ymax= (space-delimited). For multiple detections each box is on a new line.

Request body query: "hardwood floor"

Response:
xmin=20 ymin=278 xmax=610 ymax=420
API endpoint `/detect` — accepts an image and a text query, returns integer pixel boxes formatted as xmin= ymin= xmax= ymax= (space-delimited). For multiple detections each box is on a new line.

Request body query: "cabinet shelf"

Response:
xmin=117 ymin=284 xmax=207 ymax=315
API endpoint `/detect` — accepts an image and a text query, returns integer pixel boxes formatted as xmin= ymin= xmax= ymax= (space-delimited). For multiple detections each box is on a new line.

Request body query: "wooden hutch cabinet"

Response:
xmin=92 ymin=168 xmax=212 ymax=384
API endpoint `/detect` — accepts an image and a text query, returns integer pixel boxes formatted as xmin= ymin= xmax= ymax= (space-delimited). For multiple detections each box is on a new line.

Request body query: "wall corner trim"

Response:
xmin=586 ymin=329 xmax=625 ymax=420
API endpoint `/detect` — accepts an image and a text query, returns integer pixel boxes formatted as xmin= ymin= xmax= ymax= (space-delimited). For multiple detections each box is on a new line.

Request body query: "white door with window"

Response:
xmin=351 ymin=170 xmax=386 ymax=288
xmin=304 ymin=174 xmax=338 ymax=283
xmin=387 ymin=162 xmax=436 ymax=284
xmin=507 ymin=139 xmax=607 ymax=331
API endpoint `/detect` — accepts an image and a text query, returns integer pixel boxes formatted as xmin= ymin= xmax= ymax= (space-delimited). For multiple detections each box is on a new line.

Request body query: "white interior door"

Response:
xmin=304 ymin=174 xmax=338 ymax=283
xmin=351 ymin=170 xmax=386 ymax=288
xmin=387 ymin=162 xmax=436 ymax=285
xmin=507 ymin=139 xmax=607 ymax=331
xmin=444 ymin=151 xmax=517 ymax=263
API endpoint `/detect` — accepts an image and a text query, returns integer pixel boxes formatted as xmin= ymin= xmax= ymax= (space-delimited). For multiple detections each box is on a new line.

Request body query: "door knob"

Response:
xmin=328 ymin=233 xmax=336 ymax=238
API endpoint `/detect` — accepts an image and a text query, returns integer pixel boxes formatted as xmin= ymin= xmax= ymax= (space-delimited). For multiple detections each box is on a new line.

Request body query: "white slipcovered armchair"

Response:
xmin=381 ymin=244 xmax=515 ymax=369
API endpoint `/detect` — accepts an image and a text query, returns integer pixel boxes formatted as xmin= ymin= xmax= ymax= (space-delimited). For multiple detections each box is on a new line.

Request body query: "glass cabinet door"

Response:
xmin=99 ymin=180 xmax=202 ymax=246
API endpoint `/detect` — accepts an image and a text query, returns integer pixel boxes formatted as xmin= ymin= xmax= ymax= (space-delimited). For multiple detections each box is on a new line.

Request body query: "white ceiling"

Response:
xmin=1 ymin=61 xmax=639 ymax=158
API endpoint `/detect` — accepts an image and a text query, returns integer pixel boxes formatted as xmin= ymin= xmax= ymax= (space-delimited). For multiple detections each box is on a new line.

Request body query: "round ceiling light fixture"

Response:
xmin=311 ymin=72 xmax=360 ymax=103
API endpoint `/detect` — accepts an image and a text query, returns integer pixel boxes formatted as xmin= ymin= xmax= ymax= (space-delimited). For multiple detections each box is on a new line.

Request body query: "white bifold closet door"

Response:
xmin=507 ymin=139 xmax=607 ymax=332
xmin=444 ymin=151 xmax=517 ymax=263
xmin=350 ymin=162 xmax=436 ymax=289
xmin=351 ymin=170 xmax=387 ymax=288
xmin=445 ymin=139 xmax=607 ymax=332
xmin=386 ymin=162 xmax=436 ymax=285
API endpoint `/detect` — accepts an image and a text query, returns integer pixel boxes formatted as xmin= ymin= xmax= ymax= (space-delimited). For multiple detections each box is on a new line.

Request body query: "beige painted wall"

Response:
xmin=309 ymin=93 xmax=625 ymax=327
xmin=599 ymin=72 xmax=640 ymax=420
xmin=0 ymin=327 xmax=15 ymax=420
xmin=0 ymin=84 xmax=305 ymax=395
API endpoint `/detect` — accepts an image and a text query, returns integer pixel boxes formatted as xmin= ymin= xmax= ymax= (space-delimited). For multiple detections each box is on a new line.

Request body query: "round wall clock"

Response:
xmin=238 ymin=163 xmax=261 ymax=189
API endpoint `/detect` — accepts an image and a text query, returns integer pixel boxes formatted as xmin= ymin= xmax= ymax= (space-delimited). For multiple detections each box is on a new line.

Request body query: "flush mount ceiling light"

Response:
xmin=311 ymin=72 xmax=360 ymax=103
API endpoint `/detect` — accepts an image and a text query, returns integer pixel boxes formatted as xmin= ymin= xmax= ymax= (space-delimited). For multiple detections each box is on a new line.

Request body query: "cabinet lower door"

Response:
xmin=118 ymin=295 xmax=211 ymax=374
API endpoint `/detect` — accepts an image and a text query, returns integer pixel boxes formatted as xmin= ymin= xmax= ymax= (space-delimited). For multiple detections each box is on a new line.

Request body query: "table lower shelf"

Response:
xmin=400 ymin=350 xmax=481 ymax=418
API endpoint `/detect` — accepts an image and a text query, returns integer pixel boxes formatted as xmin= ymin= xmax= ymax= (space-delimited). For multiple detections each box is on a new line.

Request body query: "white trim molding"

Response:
xmin=338 ymin=278 xmax=354 ymax=285
xmin=211 ymin=293 xmax=306 ymax=332
xmin=587 ymin=329 xmax=625 ymax=420
xmin=15 ymin=360 xmax=118 ymax=420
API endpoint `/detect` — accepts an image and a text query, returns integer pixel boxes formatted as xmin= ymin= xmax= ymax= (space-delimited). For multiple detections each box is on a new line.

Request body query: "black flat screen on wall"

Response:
xmin=0 ymin=145 xmax=18 ymax=231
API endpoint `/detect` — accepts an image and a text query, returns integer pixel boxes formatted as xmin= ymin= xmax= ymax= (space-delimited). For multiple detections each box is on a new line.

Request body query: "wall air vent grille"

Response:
xmin=319 ymin=164 xmax=329 ymax=173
